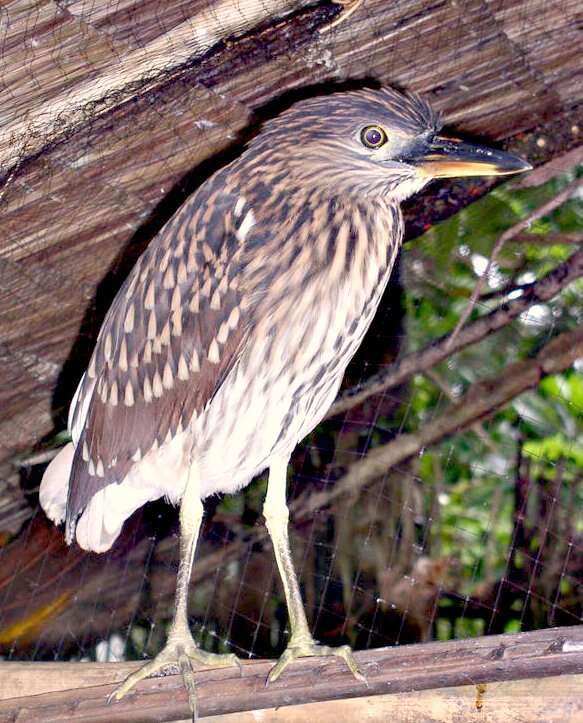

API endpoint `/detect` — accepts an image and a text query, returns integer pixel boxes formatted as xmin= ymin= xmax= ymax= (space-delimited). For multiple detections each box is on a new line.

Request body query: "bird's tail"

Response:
xmin=39 ymin=442 xmax=74 ymax=526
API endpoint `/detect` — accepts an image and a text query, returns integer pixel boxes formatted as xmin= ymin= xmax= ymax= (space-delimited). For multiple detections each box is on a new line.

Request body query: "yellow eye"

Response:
xmin=361 ymin=125 xmax=388 ymax=149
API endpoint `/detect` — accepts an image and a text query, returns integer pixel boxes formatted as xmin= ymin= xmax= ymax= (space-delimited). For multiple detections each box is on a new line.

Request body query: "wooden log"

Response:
xmin=207 ymin=675 xmax=583 ymax=723
xmin=1 ymin=626 xmax=583 ymax=721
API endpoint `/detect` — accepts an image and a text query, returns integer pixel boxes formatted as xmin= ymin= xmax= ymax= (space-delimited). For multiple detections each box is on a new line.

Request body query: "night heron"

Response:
xmin=40 ymin=87 xmax=530 ymax=711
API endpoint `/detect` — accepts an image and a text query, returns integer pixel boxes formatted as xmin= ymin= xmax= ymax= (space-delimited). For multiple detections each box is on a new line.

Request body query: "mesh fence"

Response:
xmin=0 ymin=0 xmax=581 ymax=672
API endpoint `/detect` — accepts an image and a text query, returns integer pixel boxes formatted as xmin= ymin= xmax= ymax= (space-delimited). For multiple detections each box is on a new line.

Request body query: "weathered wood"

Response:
xmin=1 ymin=626 xmax=583 ymax=721
xmin=0 ymin=1 xmax=315 ymax=175
xmin=207 ymin=676 xmax=583 ymax=722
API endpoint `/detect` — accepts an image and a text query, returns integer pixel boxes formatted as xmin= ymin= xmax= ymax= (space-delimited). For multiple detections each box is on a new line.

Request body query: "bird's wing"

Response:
xmin=65 ymin=183 xmax=257 ymax=539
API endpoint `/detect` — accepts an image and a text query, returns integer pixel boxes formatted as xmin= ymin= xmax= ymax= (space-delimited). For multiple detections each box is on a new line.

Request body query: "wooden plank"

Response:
xmin=1 ymin=626 xmax=583 ymax=721
xmin=204 ymin=675 xmax=583 ymax=722
xmin=0 ymin=0 xmax=312 ymax=174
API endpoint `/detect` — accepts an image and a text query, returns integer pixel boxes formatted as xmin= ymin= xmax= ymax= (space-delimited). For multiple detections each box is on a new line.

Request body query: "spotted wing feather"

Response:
xmin=66 ymin=182 xmax=255 ymax=540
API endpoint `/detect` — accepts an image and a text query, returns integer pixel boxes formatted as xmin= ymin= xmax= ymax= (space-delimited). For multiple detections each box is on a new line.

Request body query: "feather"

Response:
xmin=39 ymin=442 xmax=75 ymax=525
xmin=62 ymin=182 xmax=257 ymax=543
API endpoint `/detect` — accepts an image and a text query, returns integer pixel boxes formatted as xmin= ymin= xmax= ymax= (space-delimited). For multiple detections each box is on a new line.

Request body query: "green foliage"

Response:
xmin=399 ymin=165 xmax=583 ymax=600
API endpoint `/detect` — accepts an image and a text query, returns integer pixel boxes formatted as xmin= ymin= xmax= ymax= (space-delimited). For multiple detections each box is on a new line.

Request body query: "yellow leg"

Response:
xmin=109 ymin=470 xmax=239 ymax=718
xmin=264 ymin=457 xmax=365 ymax=684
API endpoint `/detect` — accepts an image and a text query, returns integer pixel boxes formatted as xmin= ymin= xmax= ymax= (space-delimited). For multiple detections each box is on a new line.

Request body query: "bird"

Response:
xmin=39 ymin=86 xmax=530 ymax=714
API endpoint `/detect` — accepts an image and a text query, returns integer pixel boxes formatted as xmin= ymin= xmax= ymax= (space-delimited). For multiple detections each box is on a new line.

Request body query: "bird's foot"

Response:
xmin=108 ymin=635 xmax=239 ymax=719
xmin=267 ymin=634 xmax=366 ymax=684
xmin=320 ymin=0 xmax=364 ymax=33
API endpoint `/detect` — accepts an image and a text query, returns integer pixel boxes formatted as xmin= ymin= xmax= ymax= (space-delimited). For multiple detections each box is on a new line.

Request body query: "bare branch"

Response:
xmin=328 ymin=246 xmax=583 ymax=418
xmin=300 ymin=325 xmax=583 ymax=518
xmin=425 ymin=368 xmax=498 ymax=453
xmin=510 ymin=232 xmax=583 ymax=245
xmin=446 ymin=176 xmax=583 ymax=349
xmin=513 ymin=145 xmax=583 ymax=188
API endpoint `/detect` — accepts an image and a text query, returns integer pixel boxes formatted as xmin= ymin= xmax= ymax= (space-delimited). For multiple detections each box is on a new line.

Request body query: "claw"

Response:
xmin=108 ymin=641 xmax=240 ymax=720
xmin=267 ymin=638 xmax=366 ymax=685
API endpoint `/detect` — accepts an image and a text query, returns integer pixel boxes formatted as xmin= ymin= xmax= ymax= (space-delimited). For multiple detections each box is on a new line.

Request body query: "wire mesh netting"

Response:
xmin=0 ymin=0 xmax=581 ymax=679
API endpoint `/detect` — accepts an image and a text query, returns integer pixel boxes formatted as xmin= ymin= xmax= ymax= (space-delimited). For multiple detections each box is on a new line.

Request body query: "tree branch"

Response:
xmin=328 ymin=245 xmax=583 ymax=418
xmin=510 ymin=231 xmax=583 ymax=245
xmin=300 ymin=325 xmax=583 ymax=518
xmin=512 ymin=145 xmax=583 ymax=188
xmin=447 ymin=176 xmax=583 ymax=349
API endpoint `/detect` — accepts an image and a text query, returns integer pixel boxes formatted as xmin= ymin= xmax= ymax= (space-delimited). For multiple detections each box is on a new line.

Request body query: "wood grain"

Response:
xmin=205 ymin=675 xmax=583 ymax=723
xmin=1 ymin=626 xmax=583 ymax=721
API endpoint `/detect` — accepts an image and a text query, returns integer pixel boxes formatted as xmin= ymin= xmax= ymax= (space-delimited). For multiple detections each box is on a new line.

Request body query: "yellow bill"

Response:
xmin=410 ymin=135 xmax=532 ymax=178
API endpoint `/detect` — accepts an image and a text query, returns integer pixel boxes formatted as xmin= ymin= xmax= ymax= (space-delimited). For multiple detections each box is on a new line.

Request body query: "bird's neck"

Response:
xmin=295 ymin=191 xmax=404 ymax=286
xmin=243 ymin=185 xmax=403 ymax=309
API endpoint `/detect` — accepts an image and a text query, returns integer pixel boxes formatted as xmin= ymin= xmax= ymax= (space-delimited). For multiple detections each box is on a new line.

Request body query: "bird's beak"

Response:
xmin=410 ymin=135 xmax=532 ymax=178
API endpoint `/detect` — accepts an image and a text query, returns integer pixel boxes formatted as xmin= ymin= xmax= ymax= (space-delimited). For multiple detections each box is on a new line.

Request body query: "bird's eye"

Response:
xmin=361 ymin=125 xmax=388 ymax=149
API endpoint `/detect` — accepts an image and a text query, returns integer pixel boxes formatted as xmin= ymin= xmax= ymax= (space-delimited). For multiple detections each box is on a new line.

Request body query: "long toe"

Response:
xmin=109 ymin=641 xmax=240 ymax=720
xmin=267 ymin=639 xmax=366 ymax=684
xmin=185 ymin=647 xmax=240 ymax=669
xmin=109 ymin=655 xmax=172 ymax=704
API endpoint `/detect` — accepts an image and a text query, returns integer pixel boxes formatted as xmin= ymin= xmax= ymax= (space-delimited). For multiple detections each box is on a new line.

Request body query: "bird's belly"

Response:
xmin=195 ymin=362 xmax=345 ymax=498
xmin=195 ymin=276 xmax=389 ymax=497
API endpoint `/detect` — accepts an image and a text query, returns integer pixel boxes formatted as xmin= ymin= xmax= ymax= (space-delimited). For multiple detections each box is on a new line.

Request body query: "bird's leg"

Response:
xmin=109 ymin=470 xmax=238 ymax=716
xmin=264 ymin=457 xmax=365 ymax=684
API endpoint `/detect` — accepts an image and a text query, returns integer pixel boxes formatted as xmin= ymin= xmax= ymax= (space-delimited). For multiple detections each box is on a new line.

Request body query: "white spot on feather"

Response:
xmin=104 ymin=333 xmax=113 ymax=361
xmin=163 ymin=265 xmax=175 ymax=290
xmin=172 ymin=310 xmax=182 ymax=336
xmin=143 ymin=340 xmax=153 ymax=364
xmin=163 ymin=362 xmax=174 ymax=390
xmin=171 ymin=286 xmax=181 ymax=312
xmin=237 ymin=209 xmax=255 ymax=241
xmin=177 ymin=260 xmax=187 ymax=284
xmin=228 ymin=306 xmax=240 ymax=329
xmin=125 ymin=381 xmax=134 ymax=406
xmin=190 ymin=350 xmax=200 ymax=372
xmin=153 ymin=371 xmax=163 ymax=398
xmin=160 ymin=321 xmax=171 ymax=346
xmin=124 ymin=305 xmax=135 ymax=333
xmin=145 ymin=282 xmax=155 ymax=310
xmin=217 ymin=322 xmax=229 ymax=344
xmin=211 ymin=289 xmax=221 ymax=310
xmin=147 ymin=312 xmax=157 ymax=339
xmin=143 ymin=375 xmax=153 ymax=402
xmin=119 ymin=338 xmax=128 ymax=372
xmin=208 ymin=339 xmax=220 ymax=364
xmin=178 ymin=355 xmax=189 ymax=380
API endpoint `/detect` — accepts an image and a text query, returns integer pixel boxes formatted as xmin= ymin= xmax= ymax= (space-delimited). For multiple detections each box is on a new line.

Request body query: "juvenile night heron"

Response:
xmin=40 ymin=87 xmax=530 ymax=710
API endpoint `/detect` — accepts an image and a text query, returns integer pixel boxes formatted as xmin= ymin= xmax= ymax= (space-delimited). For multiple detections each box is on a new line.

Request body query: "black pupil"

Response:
xmin=366 ymin=128 xmax=382 ymax=146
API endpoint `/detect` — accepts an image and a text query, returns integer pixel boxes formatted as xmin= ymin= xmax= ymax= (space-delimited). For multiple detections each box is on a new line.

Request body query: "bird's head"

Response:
xmin=246 ymin=87 xmax=531 ymax=203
